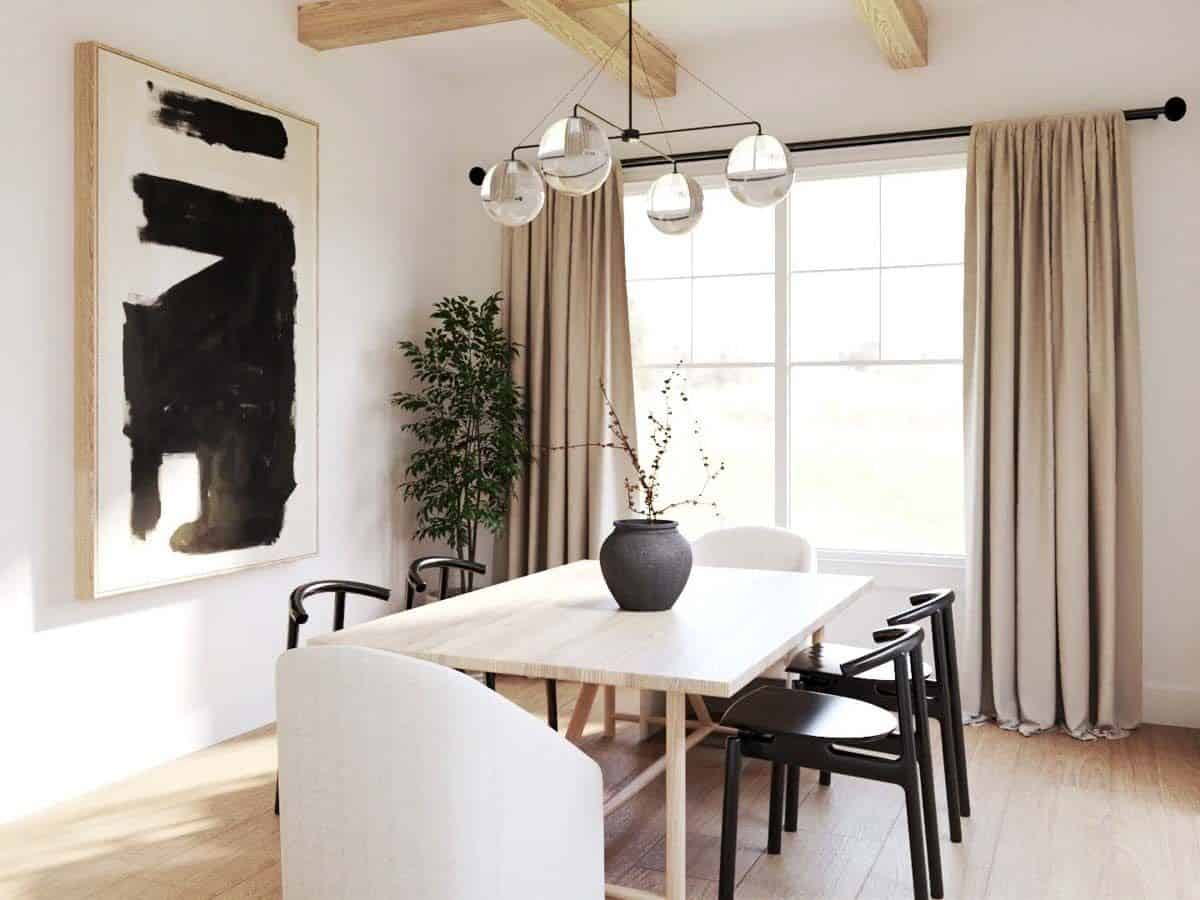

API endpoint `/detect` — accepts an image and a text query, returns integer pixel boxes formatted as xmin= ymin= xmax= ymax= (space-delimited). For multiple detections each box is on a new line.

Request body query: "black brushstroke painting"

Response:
xmin=147 ymin=80 xmax=288 ymax=159
xmin=123 ymin=174 xmax=298 ymax=554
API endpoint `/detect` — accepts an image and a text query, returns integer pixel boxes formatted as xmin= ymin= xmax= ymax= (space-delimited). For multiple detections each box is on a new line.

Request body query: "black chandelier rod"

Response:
xmin=618 ymin=97 xmax=1188 ymax=170
xmin=506 ymin=107 xmax=762 ymax=165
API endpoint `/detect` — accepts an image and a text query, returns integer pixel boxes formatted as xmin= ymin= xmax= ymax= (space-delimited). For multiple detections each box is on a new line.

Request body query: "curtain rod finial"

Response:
xmin=1165 ymin=96 xmax=1187 ymax=122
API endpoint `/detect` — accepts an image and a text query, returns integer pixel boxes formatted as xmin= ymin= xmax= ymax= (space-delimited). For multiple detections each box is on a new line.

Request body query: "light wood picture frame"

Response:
xmin=76 ymin=43 xmax=319 ymax=599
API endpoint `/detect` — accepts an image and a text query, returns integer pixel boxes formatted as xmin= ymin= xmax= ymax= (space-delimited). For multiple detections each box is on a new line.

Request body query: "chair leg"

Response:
xmin=934 ymin=700 xmax=963 ymax=843
xmin=913 ymin=687 xmax=944 ymax=897
xmin=784 ymin=764 xmax=800 ymax=832
xmin=954 ymin=714 xmax=971 ymax=818
xmin=942 ymin=606 xmax=971 ymax=817
xmin=719 ymin=737 xmax=743 ymax=900
xmin=903 ymin=778 xmax=931 ymax=900
xmin=767 ymin=761 xmax=785 ymax=855
xmin=819 ymin=769 xmax=831 ymax=786
xmin=484 ymin=672 xmax=496 ymax=691
xmin=545 ymin=680 xmax=559 ymax=730
xmin=274 ymin=775 xmax=279 ymax=816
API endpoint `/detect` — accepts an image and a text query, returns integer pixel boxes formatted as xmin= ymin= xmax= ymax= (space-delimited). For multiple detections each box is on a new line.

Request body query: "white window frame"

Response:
xmin=624 ymin=151 xmax=969 ymax=572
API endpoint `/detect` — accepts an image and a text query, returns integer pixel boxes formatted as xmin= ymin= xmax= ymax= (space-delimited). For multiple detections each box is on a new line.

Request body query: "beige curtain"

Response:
xmin=963 ymin=112 xmax=1143 ymax=739
xmin=500 ymin=168 xmax=637 ymax=579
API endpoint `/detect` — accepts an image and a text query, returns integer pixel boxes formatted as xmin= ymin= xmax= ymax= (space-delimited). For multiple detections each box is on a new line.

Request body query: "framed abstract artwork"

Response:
xmin=75 ymin=43 xmax=318 ymax=598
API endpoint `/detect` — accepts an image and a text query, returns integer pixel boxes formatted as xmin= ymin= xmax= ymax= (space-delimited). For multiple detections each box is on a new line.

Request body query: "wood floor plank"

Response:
xmin=212 ymin=861 xmax=281 ymax=899
xmin=617 ymin=865 xmax=720 ymax=899
xmin=737 ymin=827 xmax=883 ymax=899
xmin=1 ymin=683 xmax=1196 ymax=900
xmin=982 ymin=730 xmax=1068 ymax=900
xmin=1149 ymin=725 xmax=1200 ymax=900
xmin=1097 ymin=729 xmax=1177 ymax=899
xmin=858 ymin=721 xmax=997 ymax=899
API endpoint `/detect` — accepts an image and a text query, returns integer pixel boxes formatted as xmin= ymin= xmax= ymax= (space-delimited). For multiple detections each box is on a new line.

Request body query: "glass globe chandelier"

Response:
xmin=726 ymin=134 xmax=794 ymax=209
xmin=537 ymin=116 xmax=613 ymax=196
xmin=474 ymin=0 xmax=793 ymax=232
xmin=646 ymin=170 xmax=704 ymax=235
xmin=480 ymin=159 xmax=545 ymax=227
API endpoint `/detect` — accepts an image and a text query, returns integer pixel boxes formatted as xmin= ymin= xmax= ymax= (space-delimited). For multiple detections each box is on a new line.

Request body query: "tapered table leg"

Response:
xmin=664 ymin=691 xmax=687 ymax=900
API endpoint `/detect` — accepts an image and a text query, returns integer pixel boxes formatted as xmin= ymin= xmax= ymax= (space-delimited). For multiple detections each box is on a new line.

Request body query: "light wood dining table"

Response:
xmin=310 ymin=560 xmax=872 ymax=900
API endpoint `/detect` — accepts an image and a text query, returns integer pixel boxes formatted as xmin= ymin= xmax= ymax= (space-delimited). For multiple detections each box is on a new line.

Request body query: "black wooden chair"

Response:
xmin=405 ymin=556 xmax=560 ymax=731
xmin=718 ymin=626 xmax=943 ymax=900
xmin=277 ymin=579 xmax=392 ymax=814
xmin=785 ymin=589 xmax=969 ymax=844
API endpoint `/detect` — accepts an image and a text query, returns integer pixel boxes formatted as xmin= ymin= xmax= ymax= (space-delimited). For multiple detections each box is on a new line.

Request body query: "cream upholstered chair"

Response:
xmin=691 ymin=526 xmax=817 ymax=679
xmin=276 ymin=646 xmax=605 ymax=900
xmin=691 ymin=525 xmax=816 ymax=574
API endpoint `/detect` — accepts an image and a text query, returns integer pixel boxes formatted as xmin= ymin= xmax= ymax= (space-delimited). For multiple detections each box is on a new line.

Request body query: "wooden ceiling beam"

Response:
xmin=498 ymin=0 xmax=675 ymax=98
xmin=299 ymin=0 xmax=628 ymax=50
xmin=853 ymin=0 xmax=928 ymax=69
xmin=299 ymin=0 xmax=676 ymax=100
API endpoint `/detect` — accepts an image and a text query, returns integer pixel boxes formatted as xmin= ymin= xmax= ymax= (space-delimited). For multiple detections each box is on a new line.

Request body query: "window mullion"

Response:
xmin=773 ymin=194 xmax=790 ymax=529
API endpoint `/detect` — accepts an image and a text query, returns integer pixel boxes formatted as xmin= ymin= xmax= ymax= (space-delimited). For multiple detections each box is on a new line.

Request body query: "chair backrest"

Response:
xmin=887 ymin=589 xmax=962 ymax=710
xmin=841 ymin=626 xmax=929 ymax=750
xmin=406 ymin=556 xmax=488 ymax=607
xmin=288 ymin=580 xmax=390 ymax=649
xmin=839 ymin=625 xmax=924 ymax=679
xmin=277 ymin=646 xmax=604 ymax=900
xmin=885 ymin=589 xmax=954 ymax=627
xmin=690 ymin=526 xmax=816 ymax=573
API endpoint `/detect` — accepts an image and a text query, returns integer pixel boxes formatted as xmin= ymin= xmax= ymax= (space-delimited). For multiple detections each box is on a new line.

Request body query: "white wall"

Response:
xmin=0 ymin=0 xmax=465 ymax=822
xmin=4 ymin=0 xmax=1196 ymax=823
xmin=440 ymin=0 xmax=1200 ymax=726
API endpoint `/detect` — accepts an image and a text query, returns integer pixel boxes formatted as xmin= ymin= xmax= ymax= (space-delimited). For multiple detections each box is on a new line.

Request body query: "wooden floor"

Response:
xmin=2 ymin=677 xmax=1196 ymax=899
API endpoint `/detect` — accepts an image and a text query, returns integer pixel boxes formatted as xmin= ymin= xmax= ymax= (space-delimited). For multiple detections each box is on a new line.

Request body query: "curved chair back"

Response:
xmin=886 ymin=589 xmax=954 ymax=627
xmin=406 ymin=556 xmax=488 ymax=609
xmin=842 ymin=625 xmax=930 ymax=751
xmin=887 ymin=590 xmax=963 ymax=753
xmin=277 ymin=646 xmax=604 ymax=900
xmin=840 ymin=625 xmax=924 ymax=678
xmin=691 ymin=526 xmax=816 ymax=573
xmin=288 ymin=580 xmax=391 ymax=650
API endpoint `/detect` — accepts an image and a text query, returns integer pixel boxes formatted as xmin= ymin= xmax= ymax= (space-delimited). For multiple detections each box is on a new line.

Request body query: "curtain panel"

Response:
xmin=963 ymin=112 xmax=1143 ymax=738
xmin=500 ymin=168 xmax=637 ymax=579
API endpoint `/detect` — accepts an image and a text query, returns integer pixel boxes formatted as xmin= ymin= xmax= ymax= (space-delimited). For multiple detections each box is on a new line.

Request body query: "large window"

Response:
xmin=623 ymin=158 xmax=967 ymax=558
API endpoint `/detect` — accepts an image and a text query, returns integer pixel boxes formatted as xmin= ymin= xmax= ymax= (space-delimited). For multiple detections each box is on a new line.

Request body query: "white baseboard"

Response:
xmin=1143 ymin=682 xmax=1200 ymax=728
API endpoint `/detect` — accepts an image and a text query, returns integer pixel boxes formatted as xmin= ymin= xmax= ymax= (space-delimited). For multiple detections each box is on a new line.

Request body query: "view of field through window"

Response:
xmin=623 ymin=162 xmax=967 ymax=556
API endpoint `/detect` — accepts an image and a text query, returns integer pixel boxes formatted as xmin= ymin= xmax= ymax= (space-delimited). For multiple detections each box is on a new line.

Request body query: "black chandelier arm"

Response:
xmin=639 ymin=119 xmax=763 ymax=139
xmin=574 ymin=103 xmax=624 ymax=133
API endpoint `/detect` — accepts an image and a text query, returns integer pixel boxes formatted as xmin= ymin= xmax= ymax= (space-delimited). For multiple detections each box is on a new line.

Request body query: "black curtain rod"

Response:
xmin=617 ymin=96 xmax=1188 ymax=170
xmin=467 ymin=97 xmax=1186 ymax=184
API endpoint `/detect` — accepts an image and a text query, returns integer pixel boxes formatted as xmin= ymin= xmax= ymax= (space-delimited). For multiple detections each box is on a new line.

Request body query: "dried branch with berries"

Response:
xmin=542 ymin=364 xmax=726 ymax=521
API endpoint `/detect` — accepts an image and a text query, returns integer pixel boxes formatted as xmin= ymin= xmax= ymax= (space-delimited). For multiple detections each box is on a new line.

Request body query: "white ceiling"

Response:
xmin=625 ymin=0 xmax=867 ymax=44
xmin=385 ymin=0 xmax=994 ymax=82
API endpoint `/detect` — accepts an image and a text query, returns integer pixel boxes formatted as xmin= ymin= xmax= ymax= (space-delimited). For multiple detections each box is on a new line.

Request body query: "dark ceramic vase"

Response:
xmin=599 ymin=519 xmax=693 ymax=612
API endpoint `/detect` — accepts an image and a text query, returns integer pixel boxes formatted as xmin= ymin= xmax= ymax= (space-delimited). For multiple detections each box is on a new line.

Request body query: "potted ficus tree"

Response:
xmin=550 ymin=366 xmax=725 ymax=611
xmin=392 ymin=293 xmax=528 ymax=594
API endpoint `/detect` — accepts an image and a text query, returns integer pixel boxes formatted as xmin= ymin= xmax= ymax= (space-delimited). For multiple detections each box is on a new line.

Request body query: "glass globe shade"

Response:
xmin=646 ymin=172 xmax=704 ymax=236
xmin=537 ymin=116 xmax=613 ymax=196
xmin=725 ymin=134 xmax=794 ymax=208
xmin=480 ymin=159 xmax=545 ymax=227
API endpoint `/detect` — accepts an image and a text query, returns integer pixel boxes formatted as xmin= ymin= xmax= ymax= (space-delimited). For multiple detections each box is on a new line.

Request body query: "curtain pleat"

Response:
xmin=499 ymin=168 xmax=637 ymax=579
xmin=963 ymin=112 xmax=1143 ymax=738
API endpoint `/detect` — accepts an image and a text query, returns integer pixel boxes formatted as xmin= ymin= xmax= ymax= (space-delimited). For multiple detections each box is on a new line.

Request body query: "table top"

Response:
xmin=309 ymin=561 xmax=872 ymax=697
